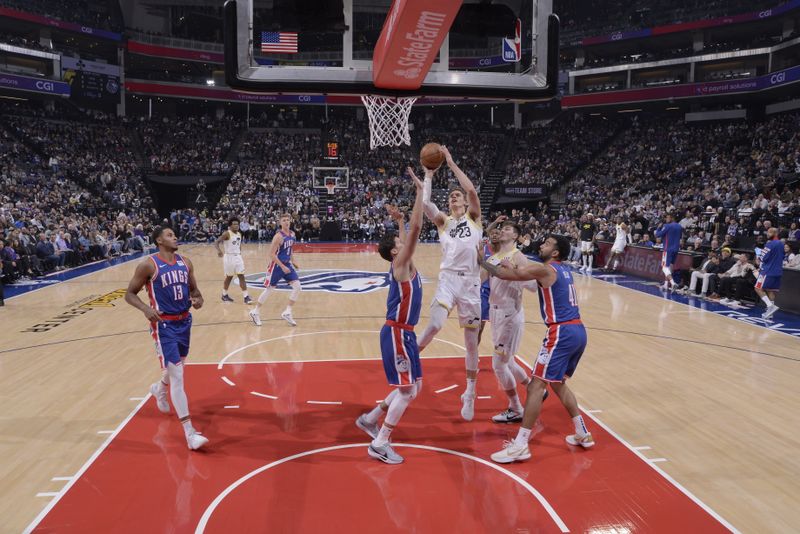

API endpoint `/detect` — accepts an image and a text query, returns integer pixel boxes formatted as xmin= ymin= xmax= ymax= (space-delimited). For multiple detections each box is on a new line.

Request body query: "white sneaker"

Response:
xmin=356 ymin=414 xmax=380 ymax=439
xmin=490 ymin=440 xmax=531 ymax=464
xmin=249 ymin=309 xmax=262 ymax=326
xmin=368 ymin=442 xmax=404 ymax=464
xmin=586 ymin=267 xmax=592 ymax=274
xmin=719 ymin=298 xmax=732 ymax=305
xmin=728 ymin=300 xmax=741 ymax=307
xmin=762 ymin=304 xmax=779 ymax=320
xmin=565 ymin=432 xmax=595 ymax=448
xmin=460 ymin=393 xmax=475 ymax=421
xmin=186 ymin=431 xmax=209 ymax=451
xmin=281 ymin=310 xmax=297 ymax=326
xmin=149 ymin=382 xmax=170 ymax=414
xmin=491 ymin=409 xmax=523 ymax=424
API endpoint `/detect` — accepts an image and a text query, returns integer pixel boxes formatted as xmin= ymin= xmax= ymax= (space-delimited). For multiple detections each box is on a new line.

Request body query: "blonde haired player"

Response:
xmin=214 ymin=217 xmax=252 ymax=304
xmin=418 ymin=145 xmax=484 ymax=421
xmin=481 ymin=221 xmax=547 ymax=423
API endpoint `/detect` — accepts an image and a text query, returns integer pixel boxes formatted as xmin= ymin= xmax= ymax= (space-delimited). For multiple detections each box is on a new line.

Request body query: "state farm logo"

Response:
xmin=394 ymin=67 xmax=422 ymax=79
xmin=393 ymin=11 xmax=448 ymax=79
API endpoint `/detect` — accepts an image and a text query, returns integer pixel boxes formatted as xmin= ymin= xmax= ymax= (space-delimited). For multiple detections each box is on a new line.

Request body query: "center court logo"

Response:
xmin=246 ymin=269 xmax=392 ymax=294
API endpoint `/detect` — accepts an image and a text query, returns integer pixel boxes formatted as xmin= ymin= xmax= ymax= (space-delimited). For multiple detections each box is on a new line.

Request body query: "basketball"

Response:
xmin=420 ymin=142 xmax=445 ymax=170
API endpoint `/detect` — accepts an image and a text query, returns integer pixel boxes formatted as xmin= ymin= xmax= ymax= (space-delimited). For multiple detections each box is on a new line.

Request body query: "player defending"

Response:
xmin=481 ymin=221 xmax=547 ymax=424
xmin=355 ymin=168 xmax=425 ymax=464
xmin=249 ymin=214 xmax=301 ymax=327
xmin=755 ymin=227 xmax=784 ymax=319
xmin=418 ymin=146 xmax=484 ymax=421
xmin=654 ymin=213 xmax=683 ymax=291
xmin=124 ymin=226 xmax=208 ymax=450
xmin=214 ymin=217 xmax=252 ymax=304
xmin=479 ymin=235 xmax=592 ymax=464
xmin=603 ymin=220 xmax=631 ymax=271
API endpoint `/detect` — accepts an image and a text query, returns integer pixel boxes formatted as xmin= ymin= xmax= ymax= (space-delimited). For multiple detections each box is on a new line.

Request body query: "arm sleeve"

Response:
xmin=423 ymin=177 xmax=440 ymax=220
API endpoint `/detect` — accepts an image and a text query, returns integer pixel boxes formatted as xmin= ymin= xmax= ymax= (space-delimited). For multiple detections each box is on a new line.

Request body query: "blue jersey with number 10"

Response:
xmin=537 ymin=261 xmax=580 ymax=326
xmin=146 ymin=253 xmax=191 ymax=315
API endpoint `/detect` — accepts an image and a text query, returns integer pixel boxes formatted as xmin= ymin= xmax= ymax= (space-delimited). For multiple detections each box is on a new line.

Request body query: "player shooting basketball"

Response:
xmin=417 ymin=145 xmax=484 ymax=421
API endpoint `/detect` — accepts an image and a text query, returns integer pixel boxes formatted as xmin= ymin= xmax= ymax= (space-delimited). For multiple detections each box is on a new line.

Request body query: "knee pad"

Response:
xmin=492 ymin=353 xmax=515 ymax=390
xmin=290 ymin=280 xmax=301 ymax=300
xmin=427 ymin=304 xmax=448 ymax=332
xmin=662 ymin=266 xmax=672 ymax=277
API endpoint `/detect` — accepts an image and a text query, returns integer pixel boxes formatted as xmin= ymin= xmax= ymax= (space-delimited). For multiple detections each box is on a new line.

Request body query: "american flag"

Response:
xmin=261 ymin=31 xmax=298 ymax=53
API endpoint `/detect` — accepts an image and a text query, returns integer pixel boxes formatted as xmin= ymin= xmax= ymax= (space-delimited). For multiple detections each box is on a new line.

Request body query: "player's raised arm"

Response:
xmin=441 ymin=146 xmax=481 ymax=223
xmin=385 ymin=203 xmax=406 ymax=243
xmin=269 ymin=232 xmax=289 ymax=273
xmin=394 ymin=167 xmax=425 ymax=268
xmin=213 ymin=230 xmax=230 ymax=257
xmin=184 ymin=256 xmax=204 ymax=310
xmin=124 ymin=258 xmax=161 ymax=322
xmin=422 ymin=167 xmax=447 ymax=229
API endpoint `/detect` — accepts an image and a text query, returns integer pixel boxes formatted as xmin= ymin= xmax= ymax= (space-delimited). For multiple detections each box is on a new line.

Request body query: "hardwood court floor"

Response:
xmin=1 ymin=243 xmax=798 ymax=533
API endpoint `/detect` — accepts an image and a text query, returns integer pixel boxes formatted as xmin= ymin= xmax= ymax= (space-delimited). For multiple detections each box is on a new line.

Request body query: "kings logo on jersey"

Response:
xmin=245 ymin=269 xmax=393 ymax=294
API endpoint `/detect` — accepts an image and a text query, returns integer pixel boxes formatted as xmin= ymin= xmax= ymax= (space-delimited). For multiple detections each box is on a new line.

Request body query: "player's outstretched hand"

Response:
xmin=143 ymin=307 xmax=162 ymax=322
xmin=217 ymin=251 xmax=223 ymax=258
xmin=191 ymin=295 xmax=204 ymax=310
xmin=407 ymin=167 xmax=423 ymax=189
xmin=440 ymin=145 xmax=454 ymax=165
xmin=385 ymin=203 xmax=404 ymax=222
xmin=493 ymin=214 xmax=508 ymax=226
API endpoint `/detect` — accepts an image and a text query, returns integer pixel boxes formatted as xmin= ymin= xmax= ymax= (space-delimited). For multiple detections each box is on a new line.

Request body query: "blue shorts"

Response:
xmin=533 ymin=322 xmax=587 ymax=383
xmin=380 ymin=325 xmax=422 ymax=386
xmin=661 ymin=249 xmax=678 ymax=268
xmin=480 ymin=284 xmax=490 ymax=321
xmin=266 ymin=262 xmax=299 ymax=287
xmin=755 ymin=274 xmax=781 ymax=291
xmin=151 ymin=315 xmax=192 ymax=367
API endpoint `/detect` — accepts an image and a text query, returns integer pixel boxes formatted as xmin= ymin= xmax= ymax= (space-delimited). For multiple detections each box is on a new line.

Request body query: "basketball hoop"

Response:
xmin=361 ymin=95 xmax=418 ymax=150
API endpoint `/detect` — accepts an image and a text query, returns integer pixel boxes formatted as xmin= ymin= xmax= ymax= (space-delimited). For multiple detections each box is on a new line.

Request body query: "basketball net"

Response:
xmin=361 ymin=95 xmax=417 ymax=150
xmin=325 ymin=181 xmax=337 ymax=196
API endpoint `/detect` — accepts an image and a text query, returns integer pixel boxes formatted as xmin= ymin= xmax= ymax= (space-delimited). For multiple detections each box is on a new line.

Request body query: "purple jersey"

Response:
xmin=655 ymin=222 xmax=683 ymax=253
xmin=761 ymin=238 xmax=785 ymax=277
xmin=146 ymin=253 xmax=191 ymax=315
xmin=385 ymin=265 xmax=423 ymax=326
xmin=277 ymin=230 xmax=295 ymax=264
xmin=537 ymin=262 xmax=580 ymax=326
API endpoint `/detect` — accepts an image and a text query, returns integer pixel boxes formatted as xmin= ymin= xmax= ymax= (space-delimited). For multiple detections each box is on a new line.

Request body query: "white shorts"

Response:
xmin=580 ymin=241 xmax=593 ymax=253
xmin=433 ymin=271 xmax=481 ymax=328
xmin=223 ymin=254 xmax=245 ymax=276
xmin=490 ymin=306 xmax=524 ymax=357
xmin=611 ymin=242 xmax=626 ymax=254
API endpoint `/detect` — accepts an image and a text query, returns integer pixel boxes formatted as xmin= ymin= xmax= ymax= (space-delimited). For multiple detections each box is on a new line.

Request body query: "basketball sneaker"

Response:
xmin=368 ymin=442 xmax=403 ymax=464
xmin=565 ymin=432 xmax=595 ymax=448
xmin=460 ymin=393 xmax=475 ymax=421
xmin=356 ymin=414 xmax=380 ymax=439
xmin=149 ymin=382 xmax=170 ymax=414
xmin=762 ymin=304 xmax=779 ymax=320
xmin=248 ymin=309 xmax=262 ymax=326
xmin=186 ymin=431 xmax=209 ymax=451
xmin=490 ymin=440 xmax=531 ymax=464
xmin=491 ymin=409 xmax=522 ymax=424
xmin=281 ymin=310 xmax=297 ymax=326
xmin=243 ymin=295 xmax=253 ymax=305
xmin=221 ymin=294 xmax=234 ymax=303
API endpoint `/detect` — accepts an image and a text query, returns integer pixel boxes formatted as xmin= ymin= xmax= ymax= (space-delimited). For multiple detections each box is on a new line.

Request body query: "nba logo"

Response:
xmin=502 ymin=19 xmax=522 ymax=63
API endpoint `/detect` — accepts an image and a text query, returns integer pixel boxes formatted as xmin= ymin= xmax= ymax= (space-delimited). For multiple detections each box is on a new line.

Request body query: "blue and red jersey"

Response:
xmin=537 ymin=262 xmax=580 ymax=326
xmin=385 ymin=265 xmax=422 ymax=327
xmin=655 ymin=222 xmax=683 ymax=253
xmin=146 ymin=253 xmax=190 ymax=316
xmin=761 ymin=238 xmax=785 ymax=277
xmin=277 ymin=230 xmax=295 ymax=264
